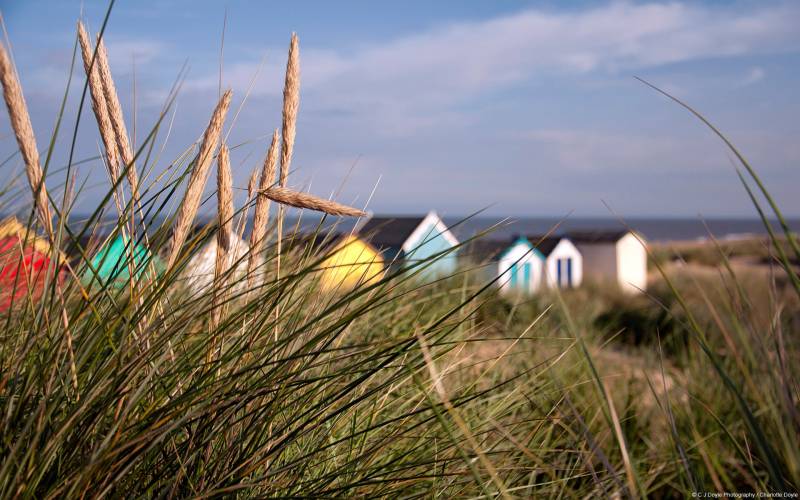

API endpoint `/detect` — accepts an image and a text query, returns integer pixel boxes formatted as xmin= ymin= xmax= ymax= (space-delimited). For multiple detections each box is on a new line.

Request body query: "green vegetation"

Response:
xmin=651 ymin=236 xmax=799 ymax=269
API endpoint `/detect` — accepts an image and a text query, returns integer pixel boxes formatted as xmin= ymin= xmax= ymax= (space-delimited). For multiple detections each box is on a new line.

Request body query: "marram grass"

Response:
xmin=0 ymin=15 xmax=797 ymax=500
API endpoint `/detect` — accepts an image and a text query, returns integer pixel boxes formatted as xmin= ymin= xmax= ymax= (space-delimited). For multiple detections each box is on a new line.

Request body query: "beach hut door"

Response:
xmin=557 ymin=258 xmax=573 ymax=288
xmin=510 ymin=262 xmax=531 ymax=290
xmin=522 ymin=262 xmax=531 ymax=290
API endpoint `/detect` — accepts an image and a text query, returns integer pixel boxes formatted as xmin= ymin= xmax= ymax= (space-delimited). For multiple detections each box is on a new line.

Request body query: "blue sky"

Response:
xmin=1 ymin=0 xmax=799 ymax=217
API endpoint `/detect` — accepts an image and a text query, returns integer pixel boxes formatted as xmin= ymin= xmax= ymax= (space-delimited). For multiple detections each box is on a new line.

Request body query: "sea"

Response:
xmin=15 ymin=214 xmax=800 ymax=244
xmin=285 ymin=215 xmax=800 ymax=243
xmin=440 ymin=217 xmax=800 ymax=242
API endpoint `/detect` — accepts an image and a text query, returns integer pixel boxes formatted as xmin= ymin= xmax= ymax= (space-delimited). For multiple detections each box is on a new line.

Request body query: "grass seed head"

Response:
xmin=95 ymin=34 xmax=140 ymax=199
xmin=0 ymin=43 xmax=52 ymax=236
xmin=168 ymin=90 xmax=232 ymax=268
xmin=279 ymin=34 xmax=299 ymax=188
xmin=77 ymin=22 xmax=121 ymax=186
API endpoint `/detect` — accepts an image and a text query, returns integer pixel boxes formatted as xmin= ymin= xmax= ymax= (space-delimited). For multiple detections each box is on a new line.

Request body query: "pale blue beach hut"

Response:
xmin=359 ymin=211 xmax=459 ymax=278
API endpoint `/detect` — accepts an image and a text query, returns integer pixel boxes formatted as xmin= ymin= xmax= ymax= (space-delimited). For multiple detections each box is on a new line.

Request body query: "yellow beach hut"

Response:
xmin=318 ymin=234 xmax=384 ymax=291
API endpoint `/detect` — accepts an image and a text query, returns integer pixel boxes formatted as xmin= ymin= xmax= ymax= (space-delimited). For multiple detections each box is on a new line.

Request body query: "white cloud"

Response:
xmin=520 ymin=129 xmax=716 ymax=172
xmin=519 ymin=128 xmax=800 ymax=174
xmin=741 ymin=66 xmax=766 ymax=86
xmin=100 ymin=39 xmax=165 ymax=75
xmin=180 ymin=1 xmax=799 ymax=135
xmin=11 ymin=1 xmax=800 ymax=215
xmin=19 ymin=38 xmax=166 ymax=98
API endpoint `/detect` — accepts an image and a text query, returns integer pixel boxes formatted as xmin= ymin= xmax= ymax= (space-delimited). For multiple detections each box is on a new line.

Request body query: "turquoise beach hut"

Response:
xmin=497 ymin=236 xmax=545 ymax=294
xmin=469 ymin=236 xmax=545 ymax=294
xmin=83 ymin=235 xmax=162 ymax=289
xmin=358 ymin=211 xmax=459 ymax=279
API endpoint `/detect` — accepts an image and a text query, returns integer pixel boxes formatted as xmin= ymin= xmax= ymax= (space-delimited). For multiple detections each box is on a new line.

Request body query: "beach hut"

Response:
xmin=84 ymin=234 xmax=162 ymax=289
xmin=469 ymin=237 xmax=545 ymax=294
xmin=318 ymin=234 xmax=384 ymax=291
xmin=0 ymin=217 xmax=61 ymax=311
xmin=568 ymin=230 xmax=647 ymax=293
xmin=0 ymin=217 xmax=33 ymax=240
xmin=358 ymin=211 xmax=459 ymax=278
xmin=183 ymin=234 xmax=249 ymax=295
xmin=529 ymin=235 xmax=583 ymax=289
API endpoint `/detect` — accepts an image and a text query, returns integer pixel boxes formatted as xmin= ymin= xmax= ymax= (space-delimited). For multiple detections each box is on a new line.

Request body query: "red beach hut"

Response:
xmin=0 ymin=217 xmax=62 ymax=311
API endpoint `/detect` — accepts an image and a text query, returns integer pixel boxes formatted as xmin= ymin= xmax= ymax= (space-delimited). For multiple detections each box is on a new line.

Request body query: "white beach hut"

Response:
xmin=568 ymin=230 xmax=647 ymax=293
xmin=183 ymin=234 xmax=250 ymax=295
xmin=529 ymin=235 xmax=583 ymax=289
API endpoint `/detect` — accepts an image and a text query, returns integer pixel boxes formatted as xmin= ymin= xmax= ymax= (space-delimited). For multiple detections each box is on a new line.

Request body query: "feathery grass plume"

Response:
xmin=247 ymin=129 xmax=279 ymax=286
xmin=216 ymin=144 xmax=234 ymax=277
xmin=168 ymin=90 xmax=232 ymax=268
xmin=247 ymin=169 xmax=258 ymax=200
xmin=77 ymin=22 xmax=123 ymax=211
xmin=212 ymin=143 xmax=233 ymax=333
xmin=0 ymin=44 xmax=53 ymax=235
xmin=95 ymin=33 xmax=160 ymax=304
xmin=241 ymin=168 xmax=258 ymax=233
xmin=276 ymin=35 xmax=299 ymax=233
xmin=260 ymin=186 xmax=365 ymax=217
xmin=280 ymin=33 xmax=299 ymax=189
xmin=95 ymin=34 xmax=140 ymax=200
xmin=0 ymin=42 xmax=77 ymax=393
xmin=78 ymin=22 xmax=143 ymax=301
xmin=275 ymin=34 xmax=300 ymax=329
xmin=237 ymin=169 xmax=258 ymax=244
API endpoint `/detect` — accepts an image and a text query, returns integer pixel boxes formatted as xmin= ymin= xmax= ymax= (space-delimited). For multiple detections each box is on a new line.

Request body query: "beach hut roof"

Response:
xmin=528 ymin=234 xmax=562 ymax=257
xmin=465 ymin=236 xmax=546 ymax=263
xmin=358 ymin=216 xmax=428 ymax=248
xmin=0 ymin=216 xmax=53 ymax=255
xmin=566 ymin=229 xmax=632 ymax=244
xmin=358 ymin=211 xmax=459 ymax=257
xmin=319 ymin=233 xmax=379 ymax=253
xmin=466 ymin=239 xmax=513 ymax=262
xmin=526 ymin=235 xmax=568 ymax=257
xmin=0 ymin=217 xmax=25 ymax=238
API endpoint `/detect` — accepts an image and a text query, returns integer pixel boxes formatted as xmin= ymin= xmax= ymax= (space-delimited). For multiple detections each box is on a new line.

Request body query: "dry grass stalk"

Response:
xmin=0 ymin=44 xmax=53 ymax=235
xmin=77 ymin=23 xmax=123 ymax=211
xmin=94 ymin=33 xmax=149 ymax=306
xmin=211 ymin=143 xmax=233 ymax=336
xmin=78 ymin=21 xmax=145 ymax=296
xmin=215 ymin=144 xmax=233 ymax=284
xmin=415 ymin=330 xmax=512 ymax=499
xmin=260 ymin=186 xmax=365 ymax=217
xmin=604 ymin=381 xmax=640 ymax=497
xmin=93 ymin=33 xmax=161 ymax=315
xmin=238 ymin=169 xmax=259 ymax=243
xmin=0 ymin=42 xmax=77 ymax=394
xmin=275 ymin=34 xmax=300 ymax=332
xmin=168 ymin=90 xmax=232 ymax=268
xmin=78 ymin=23 xmax=145 ymax=305
xmin=247 ymin=129 xmax=279 ymax=286
xmin=95 ymin=34 xmax=140 ymax=201
xmin=279 ymin=33 xmax=299 ymax=189
xmin=276 ymin=34 xmax=300 ymax=236
xmin=247 ymin=169 xmax=258 ymax=199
